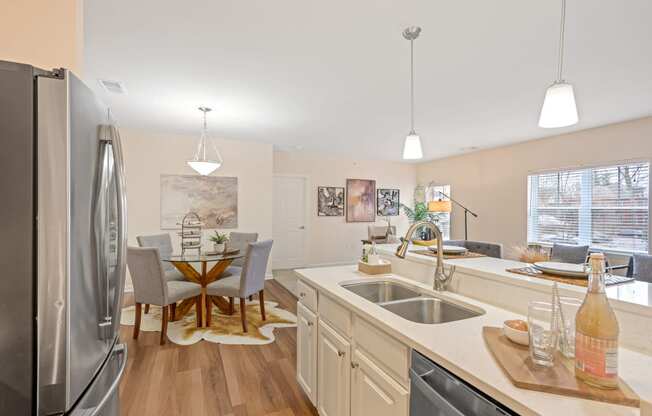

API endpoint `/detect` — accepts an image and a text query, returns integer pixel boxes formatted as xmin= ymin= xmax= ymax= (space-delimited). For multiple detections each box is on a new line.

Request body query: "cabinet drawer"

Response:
xmin=297 ymin=279 xmax=317 ymax=312
xmin=353 ymin=317 xmax=409 ymax=387
xmin=319 ymin=294 xmax=352 ymax=338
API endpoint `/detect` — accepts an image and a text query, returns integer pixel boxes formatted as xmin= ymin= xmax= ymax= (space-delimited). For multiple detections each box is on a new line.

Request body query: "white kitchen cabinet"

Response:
xmin=318 ymin=319 xmax=351 ymax=416
xmin=351 ymin=348 xmax=409 ymax=416
xmin=297 ymin=303 xmax=317 ymax=405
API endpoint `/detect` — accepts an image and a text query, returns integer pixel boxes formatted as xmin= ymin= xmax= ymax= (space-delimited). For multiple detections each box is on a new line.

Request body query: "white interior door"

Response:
xmin=272 ymin=175 xmax=307 ymax=269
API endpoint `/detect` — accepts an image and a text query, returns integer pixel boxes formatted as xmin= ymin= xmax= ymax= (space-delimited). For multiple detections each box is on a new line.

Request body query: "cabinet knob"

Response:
xmin=307 ymin=321 xmax=314 ymax=327
xmin=337 ymin=351 xmax=345 ymax=357
xmin=299 ymin=292 xmax=306 ymax=298
xmin=351 ymin=362 xmax=359 ymax=369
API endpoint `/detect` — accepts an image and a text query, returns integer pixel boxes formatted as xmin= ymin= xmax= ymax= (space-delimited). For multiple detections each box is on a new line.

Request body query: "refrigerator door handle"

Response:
xmin=107 ymin=125 xmax=128 ymax=338
xmin=96 ymin=124 xmax=128 ymax=339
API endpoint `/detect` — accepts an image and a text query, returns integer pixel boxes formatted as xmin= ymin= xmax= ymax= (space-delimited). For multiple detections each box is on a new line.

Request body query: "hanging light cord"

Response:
xmin=202 ymin=110 xmax=207 ymax=159
xmin=410 ymin=38 xmax=415 ymax=133
xmin=556 ymin=0 xmax=567 ymax=82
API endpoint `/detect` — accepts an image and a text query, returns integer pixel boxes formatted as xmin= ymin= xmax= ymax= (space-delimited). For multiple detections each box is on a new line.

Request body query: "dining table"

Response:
xmin=160 ymin=251 xmax=244 ymax=327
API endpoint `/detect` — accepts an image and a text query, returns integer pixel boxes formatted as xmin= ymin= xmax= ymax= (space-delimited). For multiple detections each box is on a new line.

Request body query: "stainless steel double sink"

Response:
xmin=341 ymin=280 xmax=483 ymax=324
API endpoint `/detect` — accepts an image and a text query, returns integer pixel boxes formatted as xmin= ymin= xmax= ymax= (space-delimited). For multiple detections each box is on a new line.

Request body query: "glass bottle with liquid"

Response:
xmin=574 ymin=253 xmax=620 ymax=389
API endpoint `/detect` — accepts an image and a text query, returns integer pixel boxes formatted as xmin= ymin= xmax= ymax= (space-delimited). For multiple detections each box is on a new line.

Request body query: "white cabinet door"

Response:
xmin=351 ymin=349 xmax=409 ymax=416
xmin=318 ymin=320 xmax=351 ymax=416
xmin=297 ymin=303 xmax=317 ymax=405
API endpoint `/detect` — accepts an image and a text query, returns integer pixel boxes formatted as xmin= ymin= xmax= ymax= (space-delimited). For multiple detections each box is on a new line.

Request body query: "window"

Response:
xmin=426 ymin=184 xmax=451 ymax=240
xmin=527 ymin=162 xmax=649 ymax=253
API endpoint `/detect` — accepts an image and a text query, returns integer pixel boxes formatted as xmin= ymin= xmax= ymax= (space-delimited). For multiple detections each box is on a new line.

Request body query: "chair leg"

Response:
xmin=160 ymin=305 xmax=169 ymax=345
xmin=204 ymin=296 xmax=212 ymax=327
xmin=259 ymin=290 xmax=266 ymax=321
xmin=133 ymin=303 xmax=142 ymax=339
xmin=240 ymin=298 xmax=248 ymax=333
xmin=144 ymin=304 xmax=150 ymax=314
xmin=228 ymin=297 xmax=234 ymax=315
xmin=170 ymin=302 xmax=177 ymax=321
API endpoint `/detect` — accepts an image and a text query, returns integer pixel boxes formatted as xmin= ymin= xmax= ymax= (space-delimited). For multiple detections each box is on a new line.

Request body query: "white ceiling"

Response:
xmin=84 ymin=0 xmax=652 ymax=162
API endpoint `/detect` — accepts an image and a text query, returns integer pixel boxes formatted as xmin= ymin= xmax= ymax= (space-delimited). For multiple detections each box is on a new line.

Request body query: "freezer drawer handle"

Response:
xmin=89 ymin=343 xmax=128 ymax=416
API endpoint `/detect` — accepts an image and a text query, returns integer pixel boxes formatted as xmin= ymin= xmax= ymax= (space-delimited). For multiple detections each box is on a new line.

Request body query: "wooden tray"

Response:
xmin=482 ymin=326 xmax=639 ymax=407
xmin=411 ymin=249 xmax=486 ymax=260
xmin=506 ymin=266 xmax=635 ymax=288
xmin=358 ymin=260 xmax=391 ymax=275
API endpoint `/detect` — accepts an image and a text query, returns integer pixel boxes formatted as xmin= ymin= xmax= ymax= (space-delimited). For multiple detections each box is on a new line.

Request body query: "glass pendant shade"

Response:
xmin=402 ymin=131 xmax=423 ymax=160
xmin=187 ymin=107 xmax=223 ymax=175
xmin=538 ymin=81 xmax=578 ymax=128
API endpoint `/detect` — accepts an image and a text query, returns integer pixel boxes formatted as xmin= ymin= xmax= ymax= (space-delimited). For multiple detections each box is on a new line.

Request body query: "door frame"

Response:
xmin=272 ymin=174 xmax=311 ymax=269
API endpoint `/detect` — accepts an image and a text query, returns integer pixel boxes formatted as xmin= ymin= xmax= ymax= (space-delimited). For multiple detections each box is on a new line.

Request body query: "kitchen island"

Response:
xmin=295 ymin=262 xmax=652 ymax=416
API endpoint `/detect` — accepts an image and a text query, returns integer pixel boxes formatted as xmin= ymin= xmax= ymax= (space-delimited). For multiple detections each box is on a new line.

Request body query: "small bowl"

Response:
xmin=503 ymin=320 xmax=529 ymax=346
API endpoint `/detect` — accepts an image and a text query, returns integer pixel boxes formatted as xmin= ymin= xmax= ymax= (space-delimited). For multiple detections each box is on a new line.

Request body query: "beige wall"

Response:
xmin=416 ymin=116 xmax=652 ymax=260
xmin=1 ymin=0 xmax=83 ymax=74
xmin=121 ymin=128 xmax=274 ymax=255
xmin=273 ymin=151 xmax=417 ymax=266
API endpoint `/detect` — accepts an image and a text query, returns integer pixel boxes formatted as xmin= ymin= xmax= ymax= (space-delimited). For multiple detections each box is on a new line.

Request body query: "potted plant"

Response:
xmin=400 ymin=201 xmax=439 ymax=243
xmin=209 ymin=231 xmax=229 ymax=253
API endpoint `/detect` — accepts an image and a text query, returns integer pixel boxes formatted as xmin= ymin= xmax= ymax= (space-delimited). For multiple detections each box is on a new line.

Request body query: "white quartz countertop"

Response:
xmin=376 ymin=244 xmax=652 ymax=317
xmin=296 ymin=264 xmax=652 ymax=416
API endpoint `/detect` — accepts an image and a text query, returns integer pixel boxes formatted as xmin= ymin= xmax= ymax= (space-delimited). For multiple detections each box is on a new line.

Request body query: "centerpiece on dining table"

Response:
xmin=209 ymin=230 xmax=229 ymax=254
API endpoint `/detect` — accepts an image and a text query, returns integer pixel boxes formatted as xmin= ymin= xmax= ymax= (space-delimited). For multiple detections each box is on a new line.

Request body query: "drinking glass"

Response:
xmin=557 ymin=297 xmax=582 ymax=358
xmin=528 ymin=301 xmax=559 ymax=367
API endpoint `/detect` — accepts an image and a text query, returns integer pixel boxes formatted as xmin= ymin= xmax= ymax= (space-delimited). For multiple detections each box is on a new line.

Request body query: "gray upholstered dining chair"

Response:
xmin=127 ymin=247 xmax=202 ymax=345
xmin=136 ymin=234 xmax=186 ymax=281
xmin=136 ymin=233 xmax=187 ymax=314
xmin=368 ymin=225 xmax=397 ymax=244
xmin=446 ymin=240 xmax=503 ymax=259
xmin=227 ymin=232 xmax=259 ymax=268
xmin=205 ymin=240 xmax=273 ymax=332
xmin=625 ymin=253 xmax=652 ymax=283
xmin=550 ymin=243 xmax=589 ymax=264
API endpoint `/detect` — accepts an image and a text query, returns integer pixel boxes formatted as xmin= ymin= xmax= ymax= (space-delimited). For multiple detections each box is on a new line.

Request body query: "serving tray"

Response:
xmin=483 ymin=326 xmax=639 ymax=407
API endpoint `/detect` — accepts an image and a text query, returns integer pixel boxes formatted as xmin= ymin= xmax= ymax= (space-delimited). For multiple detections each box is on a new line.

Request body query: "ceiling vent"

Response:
xmin=98 ymin=79 xmax=127 ymax=95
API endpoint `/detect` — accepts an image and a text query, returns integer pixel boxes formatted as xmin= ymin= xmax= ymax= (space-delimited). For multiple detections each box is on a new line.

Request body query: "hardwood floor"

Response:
xmin=119 ymin=280 xmax=318 ymax=416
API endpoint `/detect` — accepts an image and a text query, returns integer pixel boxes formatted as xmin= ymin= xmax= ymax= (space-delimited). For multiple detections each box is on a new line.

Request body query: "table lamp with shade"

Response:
xmin=428 ymin=191 xmax=477 ymax=241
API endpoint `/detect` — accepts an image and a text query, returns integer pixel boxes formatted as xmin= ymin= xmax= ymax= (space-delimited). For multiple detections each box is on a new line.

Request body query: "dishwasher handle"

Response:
xmin=409 ymin=368 xmax=465 ymax=416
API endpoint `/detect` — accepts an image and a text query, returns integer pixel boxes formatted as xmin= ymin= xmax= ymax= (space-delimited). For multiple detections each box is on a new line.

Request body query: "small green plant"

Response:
xmin=400 ymin=200 xmax=439 ymax=240
xmin=209 ymin=231 xmax=229 ymax=244
xmin=400 ymin=201 xmax=437 ymax=223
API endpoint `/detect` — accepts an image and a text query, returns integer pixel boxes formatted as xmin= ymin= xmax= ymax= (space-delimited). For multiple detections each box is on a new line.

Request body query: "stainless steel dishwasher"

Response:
xmin=410 ymin=350 xmax=517 ymax=416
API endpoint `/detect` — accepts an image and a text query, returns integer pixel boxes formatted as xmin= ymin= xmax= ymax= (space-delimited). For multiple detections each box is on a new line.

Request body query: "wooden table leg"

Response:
xmin=174 ymin=298 xmax=195 ymax=321
xmin=201 ymin=262 xmax=207 ymax=328
xmin=211 ymin=296 xmax=232 ymax=313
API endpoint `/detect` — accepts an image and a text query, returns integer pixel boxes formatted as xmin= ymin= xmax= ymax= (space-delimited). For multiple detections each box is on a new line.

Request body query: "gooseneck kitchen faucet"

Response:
xmin=395 ymin=221 xmax=456 ymax=291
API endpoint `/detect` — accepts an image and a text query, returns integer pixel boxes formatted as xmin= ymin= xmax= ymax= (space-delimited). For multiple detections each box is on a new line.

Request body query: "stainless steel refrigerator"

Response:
xmin=0 ymin=60 xmax=128 ymax=416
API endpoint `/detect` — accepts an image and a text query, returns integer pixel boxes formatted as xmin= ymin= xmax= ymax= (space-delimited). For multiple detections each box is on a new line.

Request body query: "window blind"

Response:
xmin=527 ymin=162 xmax=649 ymax=253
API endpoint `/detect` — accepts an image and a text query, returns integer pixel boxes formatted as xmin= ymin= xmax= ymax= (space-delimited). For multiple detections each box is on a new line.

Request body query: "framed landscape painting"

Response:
xmin=377 ymin=189 xmax=400 ymax=216
xmin=317 ymin=186 xmax=345 ymax=216
xmin=346 ymin=179 xmax=376 ymax=222
xmin=160 ymin=174 xmax=238 ymax=229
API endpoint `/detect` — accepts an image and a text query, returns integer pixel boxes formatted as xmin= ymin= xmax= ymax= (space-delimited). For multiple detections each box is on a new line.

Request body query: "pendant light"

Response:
xmin=538 ymin=0 xmax=578 ymax=128
xmin=402 ymin=26 xmax=423 ymax=160
xmin=187 ymin=107 xmax=223 ymax=175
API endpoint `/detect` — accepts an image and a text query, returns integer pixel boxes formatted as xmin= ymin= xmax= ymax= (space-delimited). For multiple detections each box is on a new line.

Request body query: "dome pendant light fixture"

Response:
xmin=402 ymin=26 xmax=423 ymax=160
xmin=187 ymin=107 xmax=223 ymax=175
xmin=539 ymin=0 xmax=578 ymax=128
